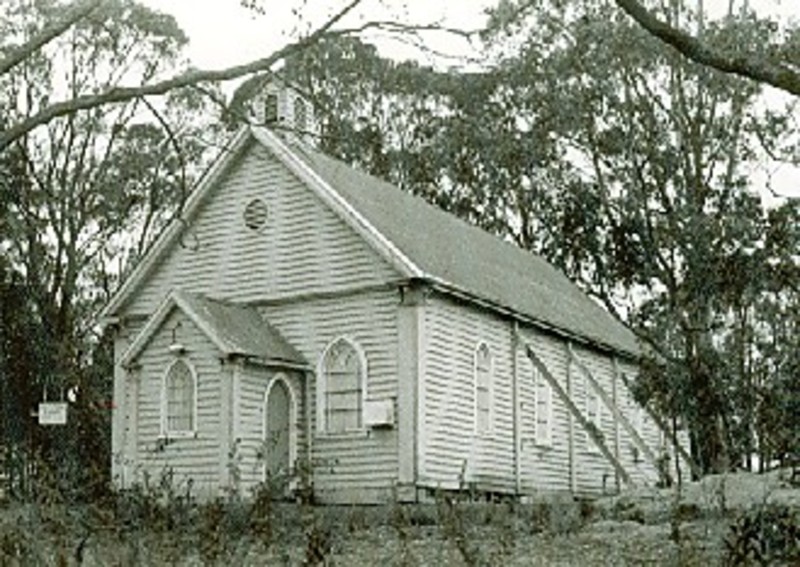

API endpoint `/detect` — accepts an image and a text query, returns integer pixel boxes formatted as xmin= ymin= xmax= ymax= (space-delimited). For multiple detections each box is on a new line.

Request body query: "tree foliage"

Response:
xmin=0 ymin=0 xmax=220 ymax=497
xmin=488 ymin=0 xmax=800 ymax=97
xmin=265 ymin=0 xmax=799 ymax=473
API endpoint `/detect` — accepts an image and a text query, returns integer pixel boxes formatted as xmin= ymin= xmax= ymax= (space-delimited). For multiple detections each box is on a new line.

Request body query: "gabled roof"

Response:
xmin=120 ymin=290 xmax=307 ymax=368
xmin=104 ymin=126 xmax=640 ymax=358
xmin=281 ymin=135 xmax=640 ymax=357
xmin=100 ymin=127 xmax=253 ymax=320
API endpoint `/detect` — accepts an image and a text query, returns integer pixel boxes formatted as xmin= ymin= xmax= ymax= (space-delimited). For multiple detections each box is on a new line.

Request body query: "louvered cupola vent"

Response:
xmin=248 ymin=78 xmax=318 ymax=145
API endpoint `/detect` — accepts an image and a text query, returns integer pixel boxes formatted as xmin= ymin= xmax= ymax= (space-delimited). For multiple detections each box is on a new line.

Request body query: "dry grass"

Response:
xmin=0 ymin=471 xmax=796 ymax=566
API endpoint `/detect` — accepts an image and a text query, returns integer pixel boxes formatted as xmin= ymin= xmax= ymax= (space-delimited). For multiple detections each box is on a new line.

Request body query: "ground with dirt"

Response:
xmin=0 ymin=470 xmax=797 ymax=565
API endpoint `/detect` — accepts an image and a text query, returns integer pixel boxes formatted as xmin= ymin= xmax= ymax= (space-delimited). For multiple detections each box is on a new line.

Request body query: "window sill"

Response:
xmin=159 ymin=431 xmax=197 ymax=440
xmin=315 ymin=429 xmax=370 ymax=440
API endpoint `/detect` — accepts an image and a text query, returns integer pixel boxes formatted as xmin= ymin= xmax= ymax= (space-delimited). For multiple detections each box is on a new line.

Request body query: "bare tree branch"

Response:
xmin=0 ymin=0 xmax=102 ymax=76
xmin=0 ymin=0 xmax=364 ymax=150
xmin=613 ymin=0 xmax=800 ymax=96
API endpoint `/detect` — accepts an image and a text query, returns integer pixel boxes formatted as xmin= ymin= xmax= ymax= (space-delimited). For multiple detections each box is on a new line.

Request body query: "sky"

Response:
xmin=140 ymin=0 xmax=797 ymax=71
xmin=139 ymin=0 xmax=495 ymax=70
xmin=140 ymin=0 xmax=798 ymax=200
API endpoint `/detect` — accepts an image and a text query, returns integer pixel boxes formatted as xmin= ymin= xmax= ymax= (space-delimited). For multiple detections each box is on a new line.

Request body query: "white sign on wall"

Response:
xmin=38 ymin=402 xmax=68 ymax=425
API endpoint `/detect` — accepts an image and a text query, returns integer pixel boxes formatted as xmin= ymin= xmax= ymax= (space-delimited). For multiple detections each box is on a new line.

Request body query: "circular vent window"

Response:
xmin=244 ymin=199 xmax=269 ymax=231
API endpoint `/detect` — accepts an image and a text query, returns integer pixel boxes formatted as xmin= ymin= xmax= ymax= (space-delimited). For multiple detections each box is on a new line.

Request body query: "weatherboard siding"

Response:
xmin=236 ymin=365 xmax=306 ymax=495
xmin=615 ymin=358 xmax=661 ymax=486
xmin=418 ymin=294 xmax=668 ymax=498
xmin=259 ymin=289 xmax=400 ymax=502
xmin=114 ymin=318 xmax=147 ymax=487
xmin=518 ymin=327 xmax=573 ymax=495
xmin=132 ymin=310 xmax=224 ymax=497
xmin=569 ymin=343 xmax=624 ymax=494
xmin=420 ymin=295 xmax=516 ymax=492
xmin=124 ymin=142 xmax=398 ymax=317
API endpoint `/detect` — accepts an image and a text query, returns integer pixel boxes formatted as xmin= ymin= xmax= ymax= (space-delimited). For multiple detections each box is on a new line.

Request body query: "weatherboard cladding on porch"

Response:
xmin=133 ymin=309 xmax=224 ymax=496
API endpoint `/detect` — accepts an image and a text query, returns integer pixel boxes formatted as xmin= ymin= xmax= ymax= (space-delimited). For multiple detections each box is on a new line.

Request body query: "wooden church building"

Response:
xmin=101 ymin=82 xmax=691 ymax=503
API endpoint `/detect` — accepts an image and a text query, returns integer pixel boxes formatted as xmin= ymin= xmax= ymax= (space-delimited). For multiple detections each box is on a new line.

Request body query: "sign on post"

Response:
xmin=38 ymin=402 xmax=68 ymax=425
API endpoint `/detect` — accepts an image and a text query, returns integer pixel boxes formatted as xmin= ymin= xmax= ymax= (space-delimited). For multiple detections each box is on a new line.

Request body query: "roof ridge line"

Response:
xmin=250 ymin=127 xmax=425 ymax=280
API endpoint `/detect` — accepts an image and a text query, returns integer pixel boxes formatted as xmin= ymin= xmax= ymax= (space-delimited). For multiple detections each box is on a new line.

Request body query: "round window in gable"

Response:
xmin=244 ymin=198 xmax=269 ymax=232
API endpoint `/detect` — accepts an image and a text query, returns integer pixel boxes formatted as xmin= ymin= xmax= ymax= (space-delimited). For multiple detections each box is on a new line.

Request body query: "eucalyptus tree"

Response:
xmin=489 ymin=0 xmax=800 ymax=96
xmin=0 ymin=0 xmax=222 ymax=494
xmin=270 ymin=1 xmax=800 ymax=473
xmin=483 ymin=0 xmax=800 ymax=472
xmin=0 ymin=0 xmax=466 ymax=149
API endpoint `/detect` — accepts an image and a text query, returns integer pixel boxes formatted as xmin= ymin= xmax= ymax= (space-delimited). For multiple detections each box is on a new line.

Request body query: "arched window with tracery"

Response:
xmin=162 ymin=358 xmax=197 ymax=437
xmin=318 ymin=338 xmax=366 ymax=433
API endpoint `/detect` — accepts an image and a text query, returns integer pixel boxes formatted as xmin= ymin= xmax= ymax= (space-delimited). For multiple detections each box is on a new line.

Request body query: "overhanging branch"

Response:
xmin=0 ymin=0 xmax=364 ymax=150
xmin=0 ymin=0 xmax=102 ymax=76
xmin=613 ymin=0 xmax=800 ymax=96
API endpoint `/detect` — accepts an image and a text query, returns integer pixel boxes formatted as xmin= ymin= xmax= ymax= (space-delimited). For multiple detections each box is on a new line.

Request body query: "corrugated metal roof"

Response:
xmin=175 ymin=291 xmax=308 ymax=366
xmin=285 ymin=138 xmax=640 ymax=357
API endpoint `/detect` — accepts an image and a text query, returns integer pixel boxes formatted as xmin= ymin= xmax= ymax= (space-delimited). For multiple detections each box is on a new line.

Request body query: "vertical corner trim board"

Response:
xmin=525 ymin=345 xmax=634 ymax=487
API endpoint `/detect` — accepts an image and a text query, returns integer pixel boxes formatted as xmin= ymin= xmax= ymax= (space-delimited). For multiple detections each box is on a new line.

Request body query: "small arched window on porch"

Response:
xmin=161 ymin=358 xmax=197 ymax=437
xmin=318 ymin=338 xmax=366 ymax=434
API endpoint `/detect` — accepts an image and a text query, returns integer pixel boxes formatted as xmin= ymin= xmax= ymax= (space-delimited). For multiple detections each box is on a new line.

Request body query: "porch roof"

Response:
xmin=120 ymin=290 xmax=308 ymax=368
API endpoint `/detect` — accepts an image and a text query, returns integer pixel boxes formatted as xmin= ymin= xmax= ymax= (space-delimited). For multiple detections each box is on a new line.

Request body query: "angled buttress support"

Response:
xmin=526 ymin=346 xmax=634 ymax=488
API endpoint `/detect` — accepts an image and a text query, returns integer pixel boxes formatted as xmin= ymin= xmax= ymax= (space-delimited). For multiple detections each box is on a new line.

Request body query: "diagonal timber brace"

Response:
xmin=570 ymin=354 xmax=661 ymax=471
xmin=614 ymin=371 xmax=702 ymax=480
xmin=526 ymin=346 xmax=633 ymax=487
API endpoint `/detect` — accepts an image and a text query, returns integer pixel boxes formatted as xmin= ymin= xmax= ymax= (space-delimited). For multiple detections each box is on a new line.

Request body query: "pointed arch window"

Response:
xmin=584 ymin=375 xmax=602 ymax=453
xmin=318 ymin=338 xmax=366 ymax=433
xmin=161 ymin=358 xmax=197 ymax=437
xmin=475 ymin=342 xmax=493 ymax=434
xmin=534 ymin=365 xmax=553 ymax=446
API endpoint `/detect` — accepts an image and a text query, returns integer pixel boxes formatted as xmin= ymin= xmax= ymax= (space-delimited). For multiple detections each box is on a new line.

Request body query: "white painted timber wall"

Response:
xmin=259 ymin=288 xmax=400 ymax=503
xmin=130 ymin=310 xmax=225 ymax=498
xmin=236 ymin=365 xmax=306 ymax=495
xmin=420 ymin=292 xmax=679 ymax=498
xmin=122 ymin=142 xmax=399 ymax=317
xmin=420 ymin=294 xmax=516 ymax=492
xmin=113 ymin=318 xmax=145 ymax=487
xmin=570 ymin=342 xmax=629 ymax=495
xmin=518 ymin=327 xmax=573 ymax=495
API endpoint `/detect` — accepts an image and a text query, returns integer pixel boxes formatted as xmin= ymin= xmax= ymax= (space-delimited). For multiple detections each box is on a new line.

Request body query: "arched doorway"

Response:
xmin=263 ymin=375 xmax=295 ymax=482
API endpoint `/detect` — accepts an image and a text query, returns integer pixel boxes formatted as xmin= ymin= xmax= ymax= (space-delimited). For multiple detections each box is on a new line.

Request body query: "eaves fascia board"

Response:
xmin=98 ymin=127 xmax=252 ymax=321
